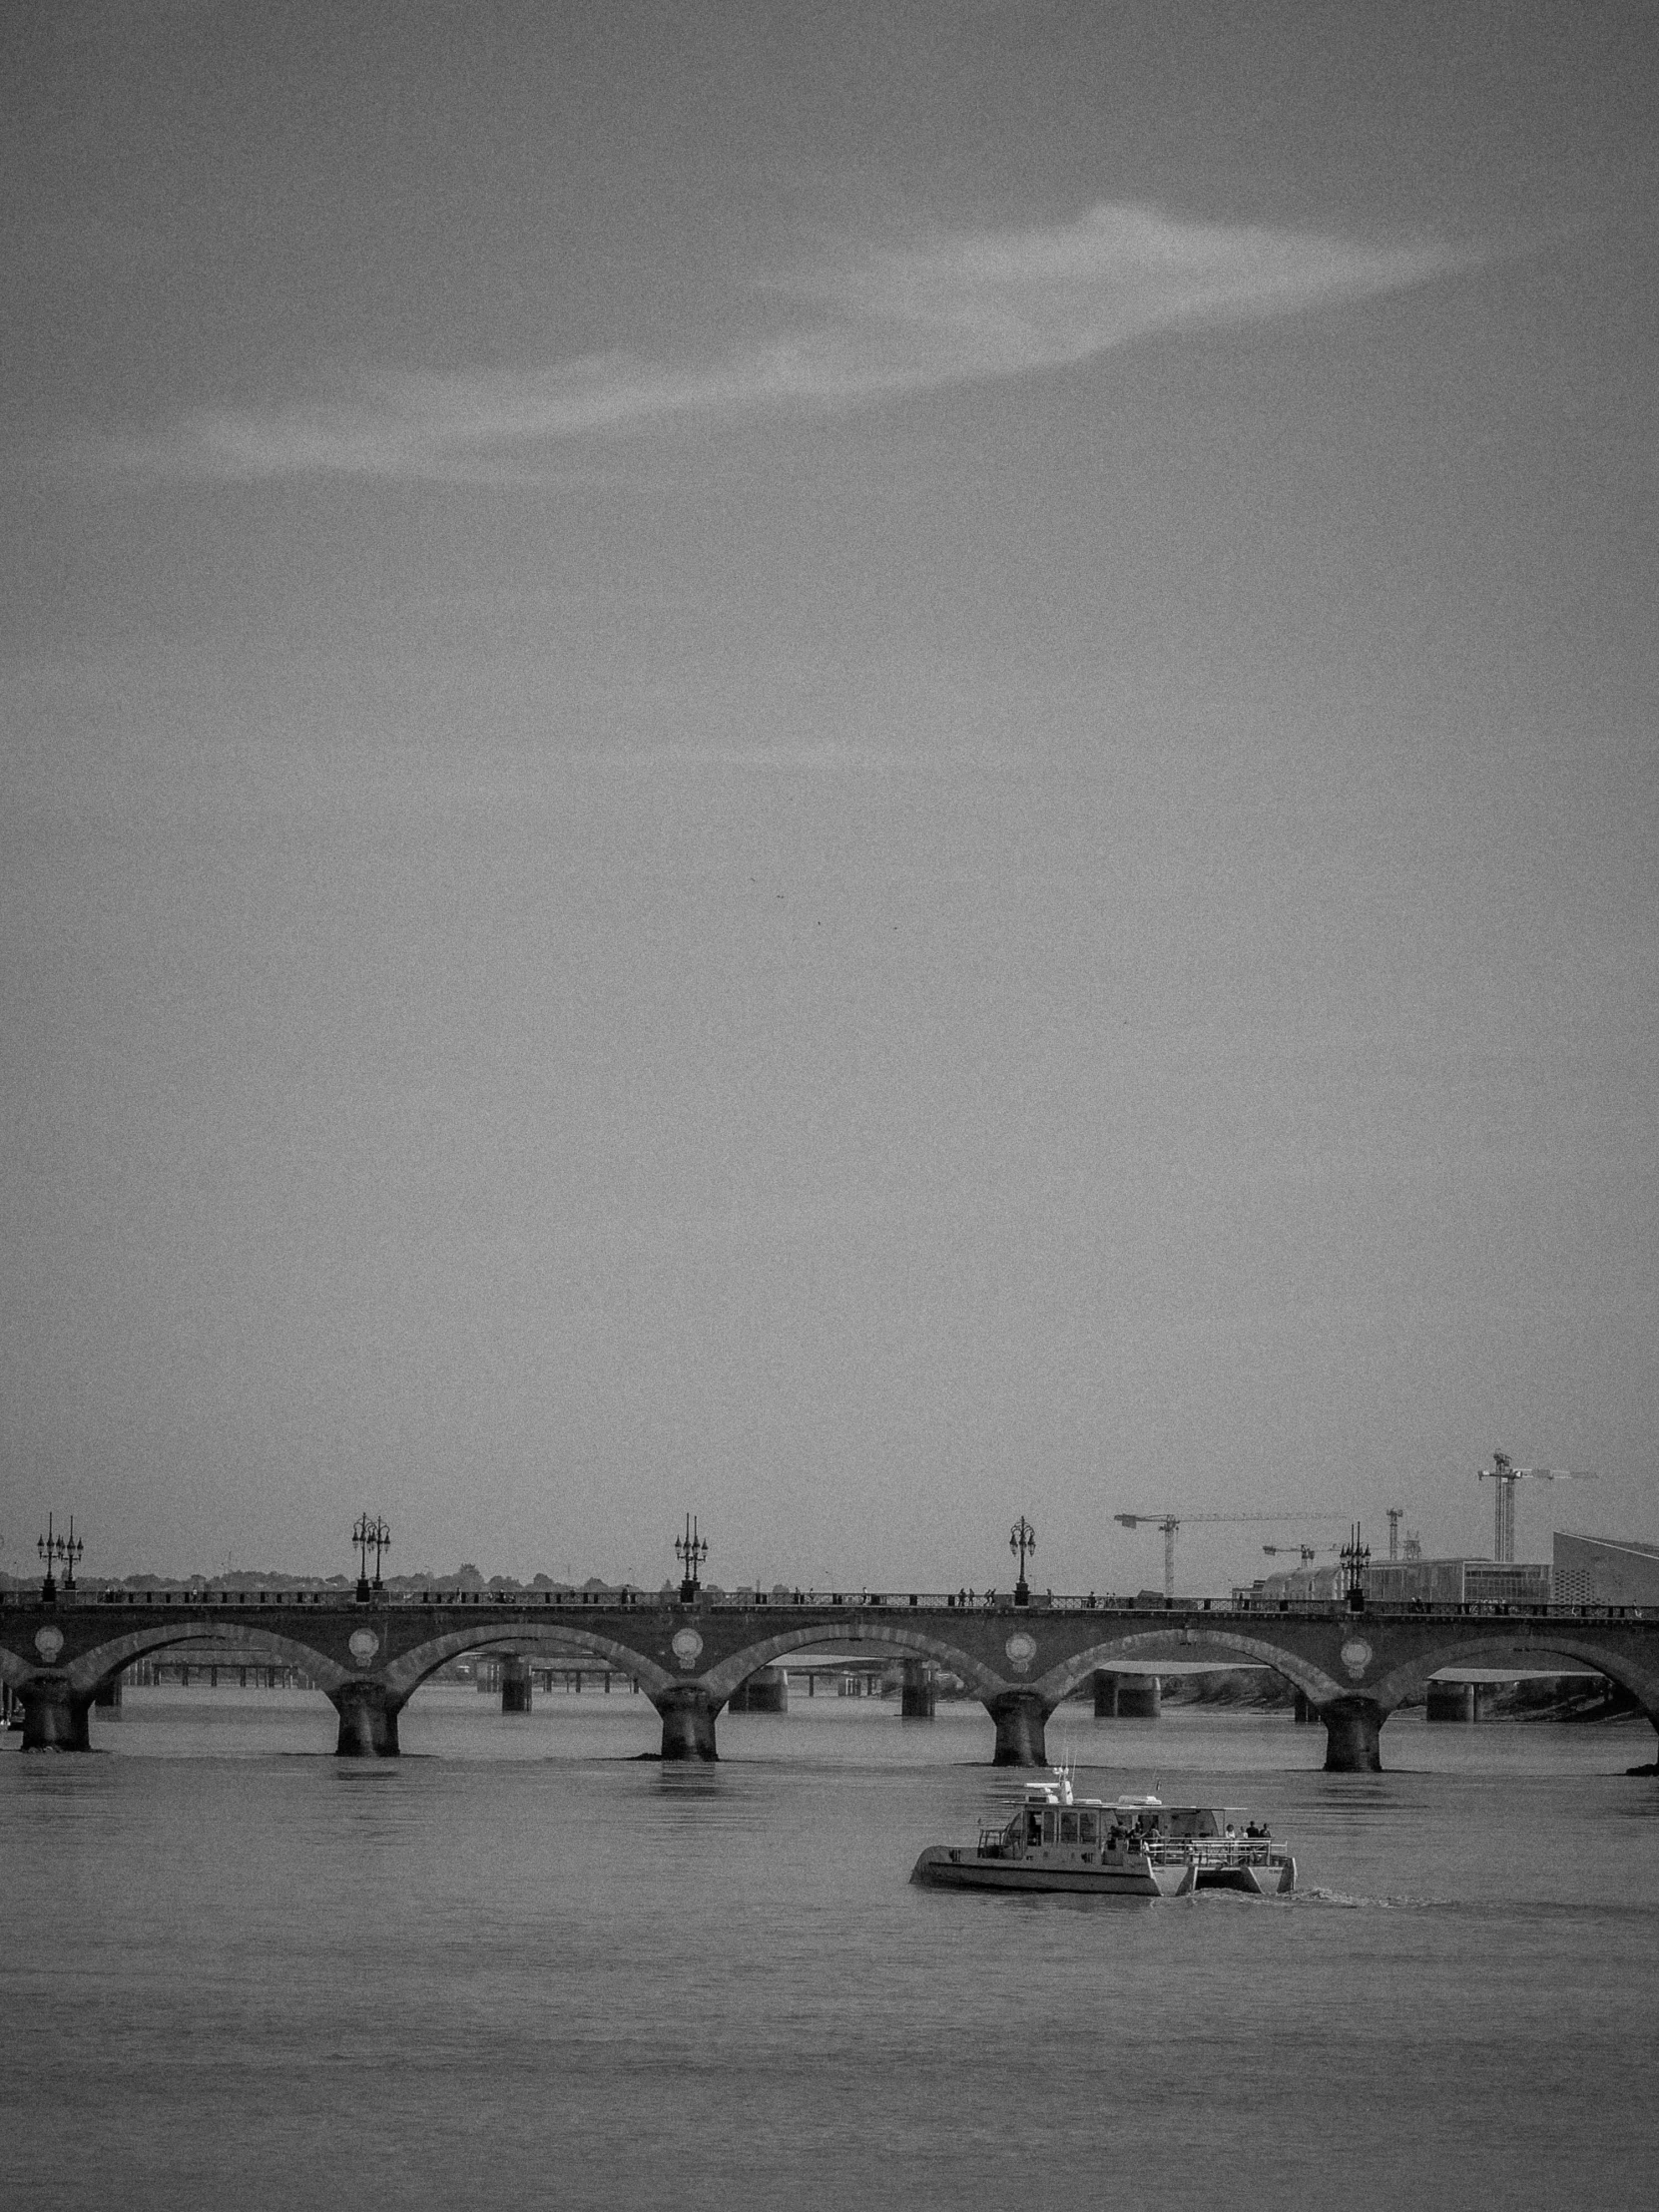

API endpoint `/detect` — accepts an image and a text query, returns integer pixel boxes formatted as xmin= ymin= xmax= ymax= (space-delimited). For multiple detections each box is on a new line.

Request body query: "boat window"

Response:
xmin=1025 ymin=1812 xmax=1043 ymax=1846
xmin=1079 ymin=1811 xmax=1098 ymax=1845
xmin=1042 ymin=1811 xmax=1058 ymax=1846
xmin=1059 ymin=1812 xmax=1078 ymax=1844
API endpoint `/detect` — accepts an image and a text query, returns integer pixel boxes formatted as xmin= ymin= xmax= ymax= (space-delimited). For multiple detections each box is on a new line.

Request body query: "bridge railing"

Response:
xmin=1 ymin=1586 xmax=1654 ymax=1624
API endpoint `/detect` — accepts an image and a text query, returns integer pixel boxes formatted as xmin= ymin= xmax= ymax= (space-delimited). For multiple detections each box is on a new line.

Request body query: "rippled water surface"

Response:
xmin=4 ymin=1687 xmax=1657 ymax=2211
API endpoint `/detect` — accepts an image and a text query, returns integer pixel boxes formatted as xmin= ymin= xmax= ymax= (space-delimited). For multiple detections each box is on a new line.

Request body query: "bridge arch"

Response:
xmin=1033 ymin=1628 xmax=1346 ymax=1712
xmin=694 ymin=1620 xmax=1004 ymax=1704
xmin=1368 ymin=1631 xmax=1659 ymax=1722
xmin=0 ymin=1619 xmax=354 ymax=1698
xmin=379 ymin=1622 xmax=678 ymax=1702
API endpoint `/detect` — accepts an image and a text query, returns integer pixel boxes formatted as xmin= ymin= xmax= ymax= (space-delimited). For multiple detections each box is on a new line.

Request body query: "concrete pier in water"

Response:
xmin=1318 ymin=1697 xmax=1385 ymax=1772
xmin=900 ymin=1659 xmax=936 ymax=1718
xmin=500 ymin=1656 xmax=533 ymax=1713
xmin=1095 ymin=1670 xmax=1161 ymax=1719
xmin=726 ymin=1667 xmax=788 ymax=1713
xmin=655 ymin=1686 xmax=720 ymax=1760
xmin=988 ymin=1690 xmax=1053 ymax=1767
xmin=331 ymin=1682 xmax=402 ymax=1756
xmin=1427 ymin=1679 xmax=1492 ymax=1723
xmin=18 ymin=1677 xmax=92 ymax=1752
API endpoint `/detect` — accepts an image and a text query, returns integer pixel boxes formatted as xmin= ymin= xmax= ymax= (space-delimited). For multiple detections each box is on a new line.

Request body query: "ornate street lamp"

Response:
xmin=36 ymin=1514 xmax=80 ymax=1605
xmin=37 ymin=1512 xmax=61 ymax=1605
xmin=675 ymin=1513 xmax=708 ymax=1604
xmin=1009 ymin=1515 xmax=1036 ymax=1608
xmin=352 ymin=1513 xmax=391 ymax=1601
xmin=1340 ymin=1523 xmax=1371 ymax=1612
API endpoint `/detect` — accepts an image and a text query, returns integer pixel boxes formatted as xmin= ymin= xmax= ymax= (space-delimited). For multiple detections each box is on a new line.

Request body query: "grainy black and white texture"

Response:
xmin=4 ymin=3 xmax=1654 ymax=1590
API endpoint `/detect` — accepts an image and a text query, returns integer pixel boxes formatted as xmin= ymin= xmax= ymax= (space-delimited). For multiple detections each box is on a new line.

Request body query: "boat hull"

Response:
xmin=910 ymin=1847 xmax=1296 ymax=1899
xmin=911 ymin=1847 xmax=1163 ymax=1897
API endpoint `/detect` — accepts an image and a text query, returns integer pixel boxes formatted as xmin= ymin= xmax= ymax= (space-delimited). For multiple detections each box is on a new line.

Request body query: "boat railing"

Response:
xmin=1141 ymin=1836 xmax=1281 ymax=1869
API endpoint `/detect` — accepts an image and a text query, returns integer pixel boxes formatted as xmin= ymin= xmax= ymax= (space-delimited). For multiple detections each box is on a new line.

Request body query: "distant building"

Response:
xmin=1553 ymin=1531 xmax=1659 ymax=1607
xmin=1365 ymin=1557 xmax=1551 ymax=1606
xmin=1247 ymin=1562 xmax=1346 ymax=1604
xmin=1238 ymin=1557 xmax=1553 ymax=1607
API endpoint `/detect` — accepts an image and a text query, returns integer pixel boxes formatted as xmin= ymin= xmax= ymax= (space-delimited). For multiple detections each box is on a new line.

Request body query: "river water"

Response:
xmin=3 ymin=1686 xmax=1656 ymax=2211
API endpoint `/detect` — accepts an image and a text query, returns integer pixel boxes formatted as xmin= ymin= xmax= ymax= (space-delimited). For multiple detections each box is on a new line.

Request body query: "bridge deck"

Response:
xmin=5 ymin=1590 xmax=1657 ymax=1771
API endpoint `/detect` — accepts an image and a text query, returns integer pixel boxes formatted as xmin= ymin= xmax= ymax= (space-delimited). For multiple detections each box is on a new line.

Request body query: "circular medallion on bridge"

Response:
xmin=1004 ymin=1631 xmax=1037 ymax=1673
xmin=671 ymin=1628 xmax=704 ymax=1669
xmin=347 ymin=1628 xmax=379 ymax=1664
xmin=1340 ymin=1637 xmax=1373 ymax=1679
xmin=33 ymin=1625 xmax=64 ymax=1661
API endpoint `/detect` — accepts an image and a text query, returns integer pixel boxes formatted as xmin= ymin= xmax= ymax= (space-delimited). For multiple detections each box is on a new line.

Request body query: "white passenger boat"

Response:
xmin=911 ymin=1771 xmax=1296 ymax=1898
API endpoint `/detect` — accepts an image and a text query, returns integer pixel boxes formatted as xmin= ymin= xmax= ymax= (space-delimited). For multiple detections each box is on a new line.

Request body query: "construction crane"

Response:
xmin=1113 ymin=1511 xmax=1347 ymax=1599
xmin=1477 ymin=1450 xmax=1595 ymax=1563
xmin=1385 ymin=1507 xmax=1404 ymax=1561
xmin=1261 ymin=1543 xmax=1341 ymax=1565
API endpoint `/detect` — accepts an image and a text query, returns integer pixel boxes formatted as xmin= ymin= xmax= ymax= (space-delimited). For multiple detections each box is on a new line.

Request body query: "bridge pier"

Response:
xmin=986 ymin=1690 xmax=1052 ymax=1768
xmin=901 ymin=1660 xmax=935 ymax=1719
xmin=1093 ymin=1671 xmax=1161 ymax=1718
xmin=654 ymin=1687 xmax=720 ymax=1761
xmin=18 ymin=1676 xmax=93 ymax=1752
xmin=501 ymin=1657 xmax=533 ymax=1714
xmin=727 ymin=1668 xmax=788 ymax=1714
xmin=1320 ymin=1696 xmax=1388 ymax=1773
xmin=331 ymin=1682 xmax=402 ymax=1757
xmin=1426 ymin=1680 xmax=1485 ymax=1723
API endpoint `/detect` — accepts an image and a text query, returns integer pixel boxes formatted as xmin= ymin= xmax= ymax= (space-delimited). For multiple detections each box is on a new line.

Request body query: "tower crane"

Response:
xmin=1113 ymin=1510 xmax=1347 ymax=1600
xmin=1477 ymin=1450 xmax=1595 ymax=1564
xmin=1262 ymin=1543 xmax=1341 ymax=1565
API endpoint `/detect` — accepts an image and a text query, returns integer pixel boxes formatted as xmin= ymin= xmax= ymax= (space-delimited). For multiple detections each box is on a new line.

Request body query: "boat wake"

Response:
xmin=1296 ymin=1885 xmax=1401 ymax=1909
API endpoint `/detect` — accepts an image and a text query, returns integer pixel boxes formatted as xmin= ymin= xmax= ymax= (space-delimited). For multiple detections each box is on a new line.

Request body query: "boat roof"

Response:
xmin=1016 ymin=1786 xmax=1253 ymax=1814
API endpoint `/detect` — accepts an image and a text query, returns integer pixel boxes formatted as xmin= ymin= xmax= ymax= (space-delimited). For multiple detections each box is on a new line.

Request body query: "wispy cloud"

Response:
xmin=582 ymin=741 xmax=1022 ymax=774
xmin=77 ymin=203 xmax=1458 ymax=481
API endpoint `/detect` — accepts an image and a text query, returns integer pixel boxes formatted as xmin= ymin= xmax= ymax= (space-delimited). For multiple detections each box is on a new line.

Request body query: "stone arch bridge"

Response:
xmin=5 ymin=1592 xmax=1658 ymax=1773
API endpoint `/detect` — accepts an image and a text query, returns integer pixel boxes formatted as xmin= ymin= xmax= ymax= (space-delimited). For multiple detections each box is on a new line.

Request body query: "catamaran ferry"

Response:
xmin=911 ymin=1771 xmax=1296 ymax=1898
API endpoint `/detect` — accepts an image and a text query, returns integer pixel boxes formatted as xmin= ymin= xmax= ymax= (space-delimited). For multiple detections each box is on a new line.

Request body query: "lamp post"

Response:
xmin=675 ymin=1513 xmax=708 ymax=1604
xmin=1009 ymin=1515 xmax=1036 ymax=1607
xmin=1340 ymin=1523 xmax=1371 ymax=1612
xmin=37 ymin=1513 xmax=62 ymax=1604
xmin=36 ymin=1514 xmax=80 ymax=1604
xmin=352 ymin=1513 xmax=390 ymax=1601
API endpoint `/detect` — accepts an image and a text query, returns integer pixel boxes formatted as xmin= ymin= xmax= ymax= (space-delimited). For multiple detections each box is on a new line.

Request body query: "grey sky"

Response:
xmin=4 ymin=2 xmax=1655 ymax=1591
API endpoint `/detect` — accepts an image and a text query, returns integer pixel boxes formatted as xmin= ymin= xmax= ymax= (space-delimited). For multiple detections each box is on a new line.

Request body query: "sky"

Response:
xmin=3 ymin=1 xmax=1656 ymax=1594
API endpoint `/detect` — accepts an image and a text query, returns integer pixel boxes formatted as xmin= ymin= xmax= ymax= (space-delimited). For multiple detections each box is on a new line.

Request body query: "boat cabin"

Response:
xmin=978 ymin=1787 xmax=1269 ymax=1864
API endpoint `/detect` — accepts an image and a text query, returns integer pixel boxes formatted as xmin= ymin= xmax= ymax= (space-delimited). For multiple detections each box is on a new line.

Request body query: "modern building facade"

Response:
xmin=1235 ymin=1562 xmax=1347 ymax=1605
xmin=1238 ymin=1558 xmax=1554 ymax=1606
xmin=1365 ymin=1558 xmax=1552 ymax=1606
xmin=1552 ymin=1531 xmax=1659 ymax=1608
